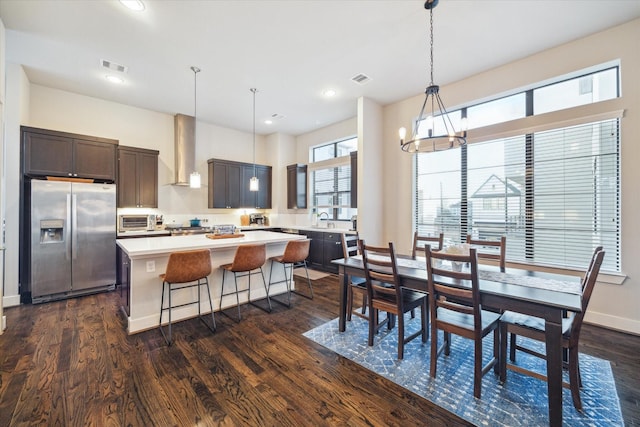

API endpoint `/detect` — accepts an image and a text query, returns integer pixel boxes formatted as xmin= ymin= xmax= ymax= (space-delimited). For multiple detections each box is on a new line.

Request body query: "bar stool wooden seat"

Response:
xmin=159 ymin=249 xmax=215 ymax=346
xmin=219 ymin=243 xmax=270 ymax=321
xmin=268 ymin=239 xmax=312 ymax=307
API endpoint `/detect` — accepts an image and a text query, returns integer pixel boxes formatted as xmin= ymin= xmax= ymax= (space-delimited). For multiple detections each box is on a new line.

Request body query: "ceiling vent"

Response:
xmin=101 ymin=59 xmax=128 ymax=73
xmin=351 ymin=73 xmax=371 ymax=85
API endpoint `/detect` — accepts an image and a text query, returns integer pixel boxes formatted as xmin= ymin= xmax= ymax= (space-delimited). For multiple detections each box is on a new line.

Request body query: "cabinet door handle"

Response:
xmin=335 ymin=241 xmax=341 ymax=245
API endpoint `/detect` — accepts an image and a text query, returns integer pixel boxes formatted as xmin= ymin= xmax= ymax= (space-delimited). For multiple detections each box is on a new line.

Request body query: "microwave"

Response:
xmin=119 ymin=214 xmax=155 ymax=232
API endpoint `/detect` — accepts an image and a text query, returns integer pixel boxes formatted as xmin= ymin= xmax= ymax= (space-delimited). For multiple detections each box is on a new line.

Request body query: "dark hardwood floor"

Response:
xmin=0 ymin=274 xmax=638 ymax=426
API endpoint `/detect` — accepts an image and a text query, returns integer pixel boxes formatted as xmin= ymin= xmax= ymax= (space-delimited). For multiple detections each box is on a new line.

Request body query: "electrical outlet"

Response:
xmin=146 ymin=260 xmax=155 ymax=273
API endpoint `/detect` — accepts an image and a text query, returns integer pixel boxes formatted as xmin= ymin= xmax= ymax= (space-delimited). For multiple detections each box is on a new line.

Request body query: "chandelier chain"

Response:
xmin=429 ymin=7 xmax=434 ymax=86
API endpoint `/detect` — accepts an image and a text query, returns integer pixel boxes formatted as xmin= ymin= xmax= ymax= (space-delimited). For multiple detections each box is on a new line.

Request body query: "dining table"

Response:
xmin=332 ymin=255 xmax=583 ymax=427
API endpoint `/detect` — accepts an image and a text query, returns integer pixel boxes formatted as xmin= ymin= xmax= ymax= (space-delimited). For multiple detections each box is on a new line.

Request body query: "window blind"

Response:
xmin=416 ymin=118 xmax=620 ymax=273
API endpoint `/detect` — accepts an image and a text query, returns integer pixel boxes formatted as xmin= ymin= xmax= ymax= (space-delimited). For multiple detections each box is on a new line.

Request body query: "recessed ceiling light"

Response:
xmin=264 ymin=120 xmax=273 ymax=125
xmin=323 ymin=89 xmax=337 ymax=97
xmin=106 ymin=75 xmax=124 ymax=84
xmin=119 ymin=0 xmax=145 ymax=11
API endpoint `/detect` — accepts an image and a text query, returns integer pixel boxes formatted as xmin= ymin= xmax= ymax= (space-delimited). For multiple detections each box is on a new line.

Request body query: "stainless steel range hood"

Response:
xmin=173 ymin=114 xmax=196 ymax=186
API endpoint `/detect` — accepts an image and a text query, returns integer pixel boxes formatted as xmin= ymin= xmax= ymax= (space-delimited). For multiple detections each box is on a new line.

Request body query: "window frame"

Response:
xmin=414 ymin=65 xmax=622 ymax=273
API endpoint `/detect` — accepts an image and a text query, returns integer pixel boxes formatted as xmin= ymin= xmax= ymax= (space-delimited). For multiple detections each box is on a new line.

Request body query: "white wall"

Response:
xmin=3 ymin=63 xmax=29 ymax=307
xmin=382 ymin=18 xmax=640 ymax=334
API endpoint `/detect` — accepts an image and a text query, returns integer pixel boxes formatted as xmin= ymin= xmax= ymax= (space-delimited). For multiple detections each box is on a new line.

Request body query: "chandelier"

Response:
xmin=399 ymin=0 xmax=467 ymax=153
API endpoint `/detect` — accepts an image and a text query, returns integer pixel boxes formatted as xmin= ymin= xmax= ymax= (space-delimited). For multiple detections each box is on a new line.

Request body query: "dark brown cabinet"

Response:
xmin=117 ymin=146 xmax=159 ymax=208
xmin=208 ymin=159 xmax=242 ymax=208
xmin=208 ymin=158 xmax=271 ymax=209
xmin=299 ymin=230 xmax=343 ymax=273
xmin=287 ymin=164 xmax=307 ymax=209
xmin=22 ymin=126 xmax=117 ymax=181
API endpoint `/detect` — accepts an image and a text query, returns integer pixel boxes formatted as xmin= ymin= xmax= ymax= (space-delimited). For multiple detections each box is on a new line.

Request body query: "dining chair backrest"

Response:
xmin=342 ymin=233 xmax=360 ymax=259
xmin=359 ymin=240 xmax=401 ymax=301
xmin=572 ymin=247 xmax=605 ymax=340
xmin=425 ymin=247 xmax=482 ymax=330
xmin=466 ymin=235 xmax=506 ymax=272
xmin=412 ymin=231 xmax=444 ymax=258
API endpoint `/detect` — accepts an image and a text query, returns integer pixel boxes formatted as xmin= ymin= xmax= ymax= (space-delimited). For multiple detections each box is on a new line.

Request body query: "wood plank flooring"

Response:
xmin=0 ymin=274 xmax=638 ymax=426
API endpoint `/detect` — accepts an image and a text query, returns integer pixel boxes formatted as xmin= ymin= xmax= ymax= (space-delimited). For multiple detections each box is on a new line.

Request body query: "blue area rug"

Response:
xmin=303 ymin=315 xmax=623 ymax=426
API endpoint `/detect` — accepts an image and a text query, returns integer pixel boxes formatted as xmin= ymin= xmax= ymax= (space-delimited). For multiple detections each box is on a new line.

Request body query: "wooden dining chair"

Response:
xmin=466 ymin=235 xmax=506 ymax=272
xmin=425 ymin=246 xmax=500 ymax=399
xmin=360 ymin=239 xmax=428 ymax=360
xmin=342 ymin=233 xmax=368 ymax=321
xmin=499 ymin=247 xmax=605 ymax=411
xmin=412 ymin=231 xmax=444 ymax=259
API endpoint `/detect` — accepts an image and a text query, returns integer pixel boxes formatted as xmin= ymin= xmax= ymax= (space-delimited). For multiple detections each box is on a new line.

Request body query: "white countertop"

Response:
xmin=117 ymin=229 xmax=172 ymax=238
xmin=116 ymin=230 xmax=305 ymax=258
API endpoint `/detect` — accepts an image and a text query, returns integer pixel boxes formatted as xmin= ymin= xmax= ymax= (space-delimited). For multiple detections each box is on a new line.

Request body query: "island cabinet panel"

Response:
xmin=287 ymin=164 xmax=307 ymax=209
xmin=22 ymin=126 xmax=118 ymax=181
xmin=117 ymin=146 xmax=159 ymax=208
xmin=208 ymin=158 xmax=271 ymax=209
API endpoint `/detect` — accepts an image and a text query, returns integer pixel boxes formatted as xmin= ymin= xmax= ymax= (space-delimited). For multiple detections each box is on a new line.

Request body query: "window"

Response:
xmin=310 ymin=137 xmax=357 ymax=221
xmin=415 ymin=67 xmax=621 ymax=273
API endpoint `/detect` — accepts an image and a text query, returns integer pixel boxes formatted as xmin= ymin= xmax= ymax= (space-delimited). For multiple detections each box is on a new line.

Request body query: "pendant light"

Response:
xmin=189 ymin=66 xmax=202 ymax=188
xmin=249 ymin=88 xmax=259 ymax=192
xmin=399 ymin=0 xmax=467 ymax=153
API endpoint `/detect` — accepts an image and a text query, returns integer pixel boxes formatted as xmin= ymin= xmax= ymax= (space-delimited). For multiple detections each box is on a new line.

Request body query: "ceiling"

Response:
xmin=1 ymin=1 xmax=639 ymax=136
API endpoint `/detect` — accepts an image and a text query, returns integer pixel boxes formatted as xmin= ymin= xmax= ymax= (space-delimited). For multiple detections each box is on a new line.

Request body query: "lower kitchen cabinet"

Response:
xmin=299 ymin=230 xmax=343 ymax=274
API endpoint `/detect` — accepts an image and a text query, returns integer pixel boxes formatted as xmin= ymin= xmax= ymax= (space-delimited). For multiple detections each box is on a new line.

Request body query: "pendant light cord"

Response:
xmin=251 ymin=88 xmax=257 ymax=175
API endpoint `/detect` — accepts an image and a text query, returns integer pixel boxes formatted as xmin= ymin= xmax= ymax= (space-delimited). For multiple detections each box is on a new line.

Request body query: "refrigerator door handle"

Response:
xmin=71 ymin=193 xmax=78 ymax=260
xmin=66 ymin=193 xmax=72 ymax=260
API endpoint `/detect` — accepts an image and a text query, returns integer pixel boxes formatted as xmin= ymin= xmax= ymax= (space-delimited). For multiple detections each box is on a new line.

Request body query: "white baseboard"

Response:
xmin=3 ymin=294 xmax=21 ymax=308
xmin=585 ymin=311 xmax=640 ymax=336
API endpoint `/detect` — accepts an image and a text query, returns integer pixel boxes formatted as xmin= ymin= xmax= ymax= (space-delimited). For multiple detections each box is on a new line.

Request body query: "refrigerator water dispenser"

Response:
xmin=39 ymin=219 xmax=64 ymax=244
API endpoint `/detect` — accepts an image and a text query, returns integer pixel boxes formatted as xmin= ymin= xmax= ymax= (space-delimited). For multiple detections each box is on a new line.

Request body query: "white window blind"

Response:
xmin=416 ymin=118 xmax=620 ymax=273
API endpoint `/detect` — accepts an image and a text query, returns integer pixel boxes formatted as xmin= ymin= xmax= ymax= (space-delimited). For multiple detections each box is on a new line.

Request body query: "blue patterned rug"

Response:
xmin=303 ymin=315 xmax=623 ymax=426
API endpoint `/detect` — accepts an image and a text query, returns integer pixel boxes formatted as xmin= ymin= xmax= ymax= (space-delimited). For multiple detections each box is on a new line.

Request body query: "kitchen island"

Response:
xmin=116 ymin=230 xmax=306 ymax=334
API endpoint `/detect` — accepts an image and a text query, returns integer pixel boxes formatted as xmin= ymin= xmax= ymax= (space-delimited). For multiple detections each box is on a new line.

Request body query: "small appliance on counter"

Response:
xmin=119 ymin=214 xmax=157 ymax=232
xmin=249 ymin=213 xmax=267 ymax=226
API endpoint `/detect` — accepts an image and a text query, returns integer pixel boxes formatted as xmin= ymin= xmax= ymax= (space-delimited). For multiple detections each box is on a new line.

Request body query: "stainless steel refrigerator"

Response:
xmin=29 ymin=180 xmax=116 ymax=303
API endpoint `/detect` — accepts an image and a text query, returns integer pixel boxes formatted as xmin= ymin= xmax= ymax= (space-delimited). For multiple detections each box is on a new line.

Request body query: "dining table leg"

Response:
xmin=338 ymin=266 xmax=348 ymax=332
xmin=545 ymin=311 xmax=564 ymax=427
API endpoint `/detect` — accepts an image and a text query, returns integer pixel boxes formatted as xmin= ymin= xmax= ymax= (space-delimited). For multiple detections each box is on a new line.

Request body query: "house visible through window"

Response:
xmin=415 ymin=66 xmax=621 ymax=273
xmin=310 ymin=137 xmax=357 ymax=221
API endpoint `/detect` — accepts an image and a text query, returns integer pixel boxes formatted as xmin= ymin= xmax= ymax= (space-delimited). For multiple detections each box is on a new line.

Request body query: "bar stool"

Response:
xmin=268 ymin=239 xmax=312 ymax=307
xmin=219 ymin=243 xmax=270 ymax=321
xmin=159 ymin=249 xmax=215 ymax=346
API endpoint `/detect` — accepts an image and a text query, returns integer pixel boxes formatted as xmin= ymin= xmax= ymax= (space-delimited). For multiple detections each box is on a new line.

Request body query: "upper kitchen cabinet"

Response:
xmin=117 ymin=146 xmax=159 ymax=208
xmin=287 ymin=164 xmax=307 ymax=209
xmin=208 ymin=158 xmax=242 ymax=209
xmin=208 ymin=158 xmax=271 ymax=209
xmin=242 ymin=164 xmax=272 ymax=209
xmin=22 ymin=126 xmax=117 ymax=182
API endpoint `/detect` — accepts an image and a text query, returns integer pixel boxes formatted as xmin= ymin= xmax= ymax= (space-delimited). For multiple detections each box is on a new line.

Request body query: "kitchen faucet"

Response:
xmin=318 ymin=212 xmax=329 ymax=221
